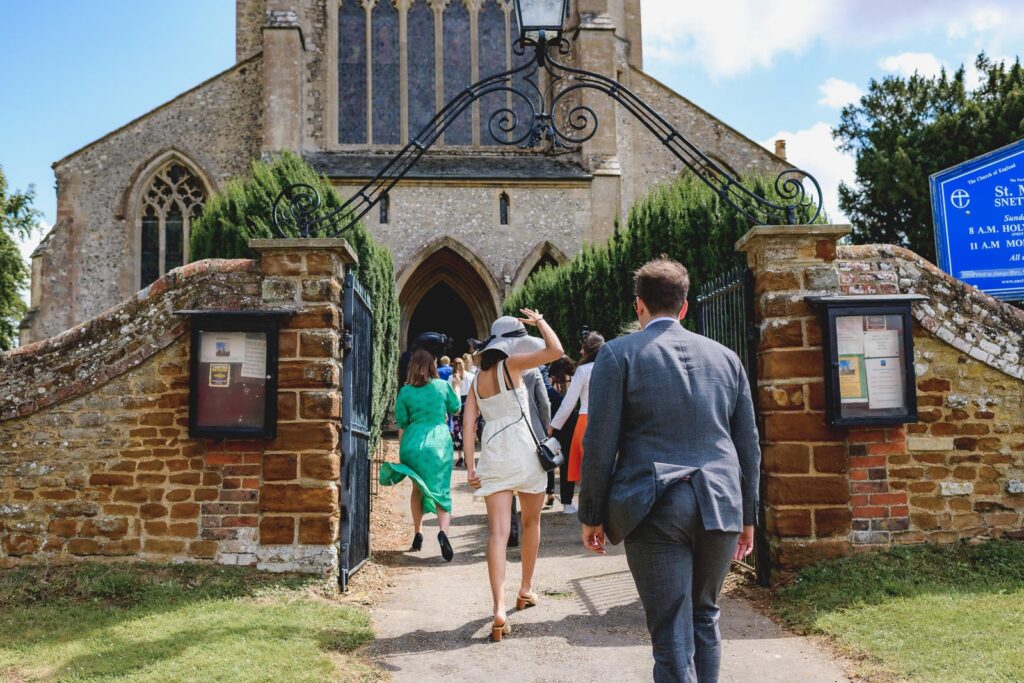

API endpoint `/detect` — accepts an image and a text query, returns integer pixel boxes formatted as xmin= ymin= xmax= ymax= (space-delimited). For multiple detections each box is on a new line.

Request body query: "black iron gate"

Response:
xmin=339 ymin=271 xmax=373 ymax=590
xmin=695 ymin=266 xmax=771 ymax=586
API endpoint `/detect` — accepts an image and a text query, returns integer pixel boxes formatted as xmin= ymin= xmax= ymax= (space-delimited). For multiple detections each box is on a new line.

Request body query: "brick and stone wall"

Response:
xmin=738 ymin=227 xmax=1024 ymax=574
xmin=1 ymin=241 xmax=356 ymax=575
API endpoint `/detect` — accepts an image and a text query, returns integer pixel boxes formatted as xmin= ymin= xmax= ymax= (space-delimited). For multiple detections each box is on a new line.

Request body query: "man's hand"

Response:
xmin=581 ymin=524 xmax=606 ymax=555
xmin=734 ymin=525 xmax=754 ymax=560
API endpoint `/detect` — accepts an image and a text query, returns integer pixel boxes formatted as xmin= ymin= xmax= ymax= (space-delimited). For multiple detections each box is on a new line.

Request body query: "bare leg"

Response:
xmin=410 ymin=486 xmax=424 ymax=534
xmin=436 ymin=508 xmax=451 ymax=534
xmin=517 ymin=491 xmax=545 ymax=597
xmin=485 ymin=490 xmax=514 ymax=622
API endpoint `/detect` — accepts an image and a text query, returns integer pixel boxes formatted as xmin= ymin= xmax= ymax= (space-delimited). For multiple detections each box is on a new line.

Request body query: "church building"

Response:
xmin=21 ymin=0 xmax=788 ymax=352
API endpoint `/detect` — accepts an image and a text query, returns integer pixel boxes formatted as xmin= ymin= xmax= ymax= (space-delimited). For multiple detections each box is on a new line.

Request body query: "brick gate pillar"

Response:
xmin=736 ymin=225 xmax=854 ymax=574
xmin=249 ymin=238 xmax=358 ymax=574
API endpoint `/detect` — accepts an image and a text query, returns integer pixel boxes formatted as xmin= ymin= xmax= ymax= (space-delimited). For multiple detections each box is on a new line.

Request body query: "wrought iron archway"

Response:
xmin=271 ymin=32 xmax=823 ymax=237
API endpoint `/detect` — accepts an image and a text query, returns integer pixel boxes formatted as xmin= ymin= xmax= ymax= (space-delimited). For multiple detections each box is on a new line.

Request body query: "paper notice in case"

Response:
xmin=838 ymin=354 xmax=867 ymax=402
xmin=208 ymin=363 xmax=231 ymax=388
xmin=836 ymin=316 xmax=864 ymax=355
xmin=200 ymin=332 xmax=246 ymax=363
xmin=863 ymin=329 xmax=900 ymax=358
xmin=240 ymin=334 xmax=267 ymax=379
xmin=866 ymin=357 xmax=904 ymax=409
xmin=865 ymin=315 xmax=887 ymax=331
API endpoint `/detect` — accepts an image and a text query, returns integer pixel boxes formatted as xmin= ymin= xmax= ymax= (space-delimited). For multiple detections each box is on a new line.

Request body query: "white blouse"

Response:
xmin=550 ymin=362 xmax=594 ymax=431
xmin=451 ymin=370 xmax=476 ymax=397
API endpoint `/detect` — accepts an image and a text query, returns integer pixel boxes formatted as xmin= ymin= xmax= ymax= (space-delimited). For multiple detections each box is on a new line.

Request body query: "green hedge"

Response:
xmin=504 ymin=174 xmax=820 ymax=344
xmin=190 ymin=151 xmax=400 ymax=449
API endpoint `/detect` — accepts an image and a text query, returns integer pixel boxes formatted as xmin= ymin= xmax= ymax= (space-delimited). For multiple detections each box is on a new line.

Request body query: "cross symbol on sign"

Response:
xmin=950 ymin=189 xmax=970 ymax=209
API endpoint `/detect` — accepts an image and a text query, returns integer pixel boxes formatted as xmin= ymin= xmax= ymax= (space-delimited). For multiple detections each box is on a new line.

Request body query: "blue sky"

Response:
xmin=3 ymin=1 xmax=1021 ymax=260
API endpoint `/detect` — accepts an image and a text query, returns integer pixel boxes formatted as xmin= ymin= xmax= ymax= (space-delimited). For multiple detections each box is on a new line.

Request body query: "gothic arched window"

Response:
xmin=338 ymin=0 xmax=536 ymax=147
xmin=379 ymin=192 xmax=390 ymax=224
xmin=138 ymin=161 xmax=206 ymax=288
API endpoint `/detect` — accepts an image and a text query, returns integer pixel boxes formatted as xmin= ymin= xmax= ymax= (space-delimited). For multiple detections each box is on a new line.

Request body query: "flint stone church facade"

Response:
xmin=21 ymin=0 xmax=788 ymax=350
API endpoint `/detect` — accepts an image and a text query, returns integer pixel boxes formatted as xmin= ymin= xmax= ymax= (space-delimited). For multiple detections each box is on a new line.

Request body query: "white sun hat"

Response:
xmin=474 ymin=316 xmax=545 ymax=357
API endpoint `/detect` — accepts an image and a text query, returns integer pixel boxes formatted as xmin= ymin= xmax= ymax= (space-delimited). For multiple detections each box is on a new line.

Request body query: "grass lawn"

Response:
xmin=0 ymin=563 xmax=378 ymax=682
xmin=774 ymin=540 xmax=1024 ymax=683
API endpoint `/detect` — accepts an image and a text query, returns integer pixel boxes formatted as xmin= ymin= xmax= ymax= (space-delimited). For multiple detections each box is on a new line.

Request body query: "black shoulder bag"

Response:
xmin=504 ymin=363 xmax=564 ymax=472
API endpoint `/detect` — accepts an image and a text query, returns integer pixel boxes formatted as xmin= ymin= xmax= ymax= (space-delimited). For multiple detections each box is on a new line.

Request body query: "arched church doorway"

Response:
xmin=398 ymin=242 xmax=501 ymax=358
xmin=407 ymin=282 xmax=477 ymax=357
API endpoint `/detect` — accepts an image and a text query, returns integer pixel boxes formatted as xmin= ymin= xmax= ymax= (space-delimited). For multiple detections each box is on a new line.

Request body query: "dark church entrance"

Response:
xmin=407 ymin=282 xmax=476 ymax=357
xmin=398 ymin=242 xmax=500 ymax=360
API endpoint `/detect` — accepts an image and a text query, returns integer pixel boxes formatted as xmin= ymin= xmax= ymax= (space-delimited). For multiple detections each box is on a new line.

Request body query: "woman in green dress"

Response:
xmin=380 ymin=348 xmax=462 ymax=561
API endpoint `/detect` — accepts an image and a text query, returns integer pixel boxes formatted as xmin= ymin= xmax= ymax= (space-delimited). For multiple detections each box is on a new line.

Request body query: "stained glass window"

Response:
xmin=407 ymin=0 xmax=436 ymax=142
xmin=478 ymin=0 xmax=508 ymax=145
xmin=372 ymin=0 xmax=400 ymax=144
xmin=138 ymin=162 xmax=205 ymax=288
xmin=339 ymin=0 xmax=368 ymax=144
xmin=337 ymin=0 xmax=534 ymax=147
xmin=442 ymin=0 xmax=472 ymax=145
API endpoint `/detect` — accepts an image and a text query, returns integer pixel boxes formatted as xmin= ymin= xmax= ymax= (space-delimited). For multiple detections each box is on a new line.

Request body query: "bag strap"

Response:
xmin=505 ymin=363 xmax=542 ymax=447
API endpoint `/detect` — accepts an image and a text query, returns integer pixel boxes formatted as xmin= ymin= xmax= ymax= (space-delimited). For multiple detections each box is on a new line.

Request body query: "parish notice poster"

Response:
xmin=930 ymin=138 xmax=1024 ymax=300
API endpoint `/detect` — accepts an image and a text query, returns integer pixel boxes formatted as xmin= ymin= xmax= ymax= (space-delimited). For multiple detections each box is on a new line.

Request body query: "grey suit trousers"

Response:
xmin=624 ymin=480 xmax=739 ymax=683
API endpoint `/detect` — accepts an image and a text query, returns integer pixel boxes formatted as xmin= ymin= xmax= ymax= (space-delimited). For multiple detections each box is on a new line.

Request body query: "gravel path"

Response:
xmin=366 ymin=480 xmax=851 ymax=682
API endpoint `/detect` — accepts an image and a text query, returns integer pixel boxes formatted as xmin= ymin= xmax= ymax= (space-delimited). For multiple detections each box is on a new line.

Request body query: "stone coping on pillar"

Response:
xmin=248 ymin=238 xmax=359 ymax=266
xmin=735 ymin=224 xmax=852 ymax=253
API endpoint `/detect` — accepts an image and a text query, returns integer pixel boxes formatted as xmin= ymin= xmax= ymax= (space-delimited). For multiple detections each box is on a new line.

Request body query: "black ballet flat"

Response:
xmin=438 ymin=531 xmax=454 ymax=562
xmin=410 ymin=532 xmax=423 ymax=552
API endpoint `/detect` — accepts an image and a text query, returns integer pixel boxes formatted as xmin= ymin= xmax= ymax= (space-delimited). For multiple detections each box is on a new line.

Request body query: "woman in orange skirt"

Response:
xmin=548 ymin=332 xmax=605 ymax=512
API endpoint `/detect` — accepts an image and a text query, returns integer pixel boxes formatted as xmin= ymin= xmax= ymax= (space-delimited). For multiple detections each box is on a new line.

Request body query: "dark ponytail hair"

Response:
xmin=478 ymin=349 xmax=508 ymax=371
xmin=578 ymin=332 xmax=605 ymax=366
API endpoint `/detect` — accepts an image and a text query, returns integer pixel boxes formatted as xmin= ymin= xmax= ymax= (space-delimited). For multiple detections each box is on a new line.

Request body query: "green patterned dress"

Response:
xmin=380 ymin=379 xmax=462 ymax=513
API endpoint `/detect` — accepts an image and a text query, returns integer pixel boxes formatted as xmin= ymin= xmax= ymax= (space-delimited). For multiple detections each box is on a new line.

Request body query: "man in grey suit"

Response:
xmin=509 ymin=367 xmax=551 ymax=546
xmin=578 ymin=259 xmax=760 ymax=683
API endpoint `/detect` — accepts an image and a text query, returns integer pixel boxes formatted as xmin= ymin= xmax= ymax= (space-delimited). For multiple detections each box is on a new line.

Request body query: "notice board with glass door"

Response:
xmin=807 ymin=296 xmax=926 ymax=427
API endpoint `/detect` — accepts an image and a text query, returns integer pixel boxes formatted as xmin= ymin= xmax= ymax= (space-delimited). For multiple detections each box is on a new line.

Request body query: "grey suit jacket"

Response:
xmin=522 ymin=367 xmax=551 ymax=440
xmin=579 ymin=320 xmax=760 ymax=544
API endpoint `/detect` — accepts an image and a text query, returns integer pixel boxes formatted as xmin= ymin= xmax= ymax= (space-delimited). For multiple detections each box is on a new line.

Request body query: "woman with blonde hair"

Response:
xmin=380 ymin=348 xmax=462 ymax=561
xmin=463 ymin=309 xmax=563 ymax=641
xmin=448 ymin=357 xmax=470 ymax=460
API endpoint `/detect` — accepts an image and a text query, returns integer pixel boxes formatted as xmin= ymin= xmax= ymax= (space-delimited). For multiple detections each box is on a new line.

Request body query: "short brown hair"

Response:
xmin=407 ymin=348 xmax=438 ymax=387
xmin=634 ymin=259 xmax=690 ymax=315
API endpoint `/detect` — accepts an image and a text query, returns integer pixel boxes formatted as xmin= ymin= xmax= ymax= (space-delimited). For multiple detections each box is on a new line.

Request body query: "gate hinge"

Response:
xmin=341 ymin=327 xmax=354 ymax=352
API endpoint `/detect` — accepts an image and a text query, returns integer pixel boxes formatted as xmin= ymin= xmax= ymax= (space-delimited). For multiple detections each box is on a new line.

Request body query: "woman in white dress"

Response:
xmin=463 ymin=309 xmax=563 ymax=641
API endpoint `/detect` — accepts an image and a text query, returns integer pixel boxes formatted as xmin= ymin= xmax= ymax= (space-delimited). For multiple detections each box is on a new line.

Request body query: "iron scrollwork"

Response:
xmin=271 ymin=32 xmax=823 ymax=238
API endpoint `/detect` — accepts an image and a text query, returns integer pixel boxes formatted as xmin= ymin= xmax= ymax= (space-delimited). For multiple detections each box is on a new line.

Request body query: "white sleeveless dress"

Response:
xmin=473 ymin=360 xmax=548 ymax=499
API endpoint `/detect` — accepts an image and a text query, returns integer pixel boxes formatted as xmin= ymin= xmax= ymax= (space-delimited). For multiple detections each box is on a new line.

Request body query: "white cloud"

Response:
xmin=877 ymin=52 xmax=946 ymax=78
xmin=760 ymin=123 xmax=855 ymax=224
xmin=642 ymin=0 xmax=830 ymax=78
xmin=948 ymin=6 xmax=1005 ymax=39
xmin=818 ymin=78 xmax=864 ymax=109
xmin=642 ymin=1 xmax=1024 ymax=79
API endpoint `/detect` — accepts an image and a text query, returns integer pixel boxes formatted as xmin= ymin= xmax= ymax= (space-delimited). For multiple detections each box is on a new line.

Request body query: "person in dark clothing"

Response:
xmin=546 ymin=356 xmax=578 ymax=511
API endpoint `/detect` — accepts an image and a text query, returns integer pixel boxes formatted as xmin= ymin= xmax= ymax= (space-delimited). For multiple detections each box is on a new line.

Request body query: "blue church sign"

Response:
xmin=930 ymin=139 xmax=1024 ymax=300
